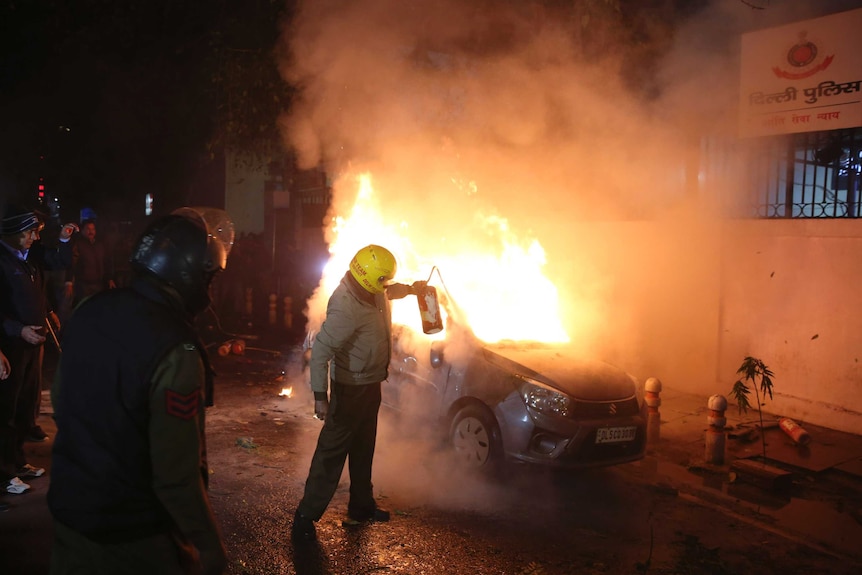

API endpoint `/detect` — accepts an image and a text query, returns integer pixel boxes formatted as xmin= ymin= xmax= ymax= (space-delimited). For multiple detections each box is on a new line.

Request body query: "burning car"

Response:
xmin=383 ymin=287 xmax=647 ymax=471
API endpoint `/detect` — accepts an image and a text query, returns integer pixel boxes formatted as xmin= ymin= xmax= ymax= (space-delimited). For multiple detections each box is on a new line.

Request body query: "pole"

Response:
xmin=45 ymin=317 xmax=62 ymax=354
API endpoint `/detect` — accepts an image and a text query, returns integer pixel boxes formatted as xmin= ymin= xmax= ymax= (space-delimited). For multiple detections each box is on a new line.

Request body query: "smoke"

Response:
xmin=279 ymin=0 xmax=689 ymax=218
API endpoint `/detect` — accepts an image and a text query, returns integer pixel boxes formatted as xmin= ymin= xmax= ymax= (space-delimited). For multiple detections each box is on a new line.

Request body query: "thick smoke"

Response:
xmin=279 ymin=1 xmax=691 ymax=220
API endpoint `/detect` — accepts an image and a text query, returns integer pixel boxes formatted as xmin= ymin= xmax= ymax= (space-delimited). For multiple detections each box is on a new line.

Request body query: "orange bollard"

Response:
xmin=231 ymin=339 xmax=246 ymax=355
xmin=244 ymin=287 xmax=253 ymax=318
xmin=283 ymin=296 xmax=293 ymax=330
xmin=268 ymin=293 xmax=277 ymax=326
xmin=705 ymin=394 xmax=728 ymax=465
xmin=644 ymin=377 xmax=662 ymax=448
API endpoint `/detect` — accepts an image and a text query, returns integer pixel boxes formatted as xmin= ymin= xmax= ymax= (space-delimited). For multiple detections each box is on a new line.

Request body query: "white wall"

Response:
xmin=591 ymin=218 xmax=862 ymax=435
xmin=224 ymin=151 xmax=267 ymax=234
xmin=718 ymin=219 xmax=862 ymax=434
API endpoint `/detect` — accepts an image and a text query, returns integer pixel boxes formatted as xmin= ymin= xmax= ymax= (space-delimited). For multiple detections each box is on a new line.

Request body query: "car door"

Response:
xmin=383 ymin=326 xmax=450 ymax=424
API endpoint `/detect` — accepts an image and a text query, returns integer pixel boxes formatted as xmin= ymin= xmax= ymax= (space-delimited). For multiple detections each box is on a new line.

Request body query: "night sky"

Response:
xmin=0 ymin=0 xmax=289 ymax=223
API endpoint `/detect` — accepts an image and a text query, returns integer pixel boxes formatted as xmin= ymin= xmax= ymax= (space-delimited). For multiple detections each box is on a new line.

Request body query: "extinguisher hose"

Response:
xmin=423 ymin=266 xmax=467 ymax=323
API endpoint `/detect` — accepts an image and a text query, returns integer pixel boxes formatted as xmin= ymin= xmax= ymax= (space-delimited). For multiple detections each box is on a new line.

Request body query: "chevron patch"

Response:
xmin=165 ymin=388 xmax=201 ymax=420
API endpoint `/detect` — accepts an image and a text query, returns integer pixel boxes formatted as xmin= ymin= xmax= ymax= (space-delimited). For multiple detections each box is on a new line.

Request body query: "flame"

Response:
xmin=313 ymin=172 xmax=568 ymax=344
xmin=279 ymin=387 xmax=293 ymax=398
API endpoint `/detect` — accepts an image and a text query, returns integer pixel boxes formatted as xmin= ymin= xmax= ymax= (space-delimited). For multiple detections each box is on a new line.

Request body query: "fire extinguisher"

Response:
xmin=416 ymin=284 xmax=443 ymax=334
xmin=779 ymin=417 xmax=811 ymax=446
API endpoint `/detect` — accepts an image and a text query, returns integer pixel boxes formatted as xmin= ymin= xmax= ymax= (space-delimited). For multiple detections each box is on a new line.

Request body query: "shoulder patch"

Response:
xmin=165 ymin=388 xmax=201 ymax=420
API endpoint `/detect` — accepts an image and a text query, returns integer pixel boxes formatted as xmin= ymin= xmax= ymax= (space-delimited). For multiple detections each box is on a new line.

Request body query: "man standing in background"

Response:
xmin=70 ymin=219 xmax=115 ymax=307
xmin=0 ymin=203 xmax=75 ymax=493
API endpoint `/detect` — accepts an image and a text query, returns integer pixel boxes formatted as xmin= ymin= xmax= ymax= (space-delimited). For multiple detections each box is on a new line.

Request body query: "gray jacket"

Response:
xmin=309 ymin=273 xmax=393 ymax=395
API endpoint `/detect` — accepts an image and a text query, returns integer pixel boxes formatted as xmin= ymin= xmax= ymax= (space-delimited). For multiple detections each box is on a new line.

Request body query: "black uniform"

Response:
xmin=48 ymin=277 xmax=226 ymax=575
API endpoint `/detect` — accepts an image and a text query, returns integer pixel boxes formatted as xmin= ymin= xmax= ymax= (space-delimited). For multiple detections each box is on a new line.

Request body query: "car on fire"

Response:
xmin=382 ymin=286 xmax=647 ymax=471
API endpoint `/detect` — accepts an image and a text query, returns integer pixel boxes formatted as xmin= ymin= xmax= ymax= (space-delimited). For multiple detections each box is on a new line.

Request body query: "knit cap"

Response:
xmin=0 ymin=204 xmax=41 ymax=235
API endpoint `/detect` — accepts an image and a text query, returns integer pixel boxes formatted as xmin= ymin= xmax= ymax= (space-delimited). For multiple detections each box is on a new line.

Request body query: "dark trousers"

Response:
xmin=297 ymin=381 xmax=381 ymax=520
xmin=0 ymin=343 xmax=42 ymax=481
xmin=51 ymin=520 xmax=188 ymax=575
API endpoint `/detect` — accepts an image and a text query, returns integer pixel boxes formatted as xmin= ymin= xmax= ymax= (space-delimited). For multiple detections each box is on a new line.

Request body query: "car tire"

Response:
xmin=448 ymin=404 xmax=503 ymax=471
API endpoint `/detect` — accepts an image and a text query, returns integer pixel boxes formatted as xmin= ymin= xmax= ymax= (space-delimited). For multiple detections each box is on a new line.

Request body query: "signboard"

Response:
xmin=739 ymin=8 xmax=862 ymax=138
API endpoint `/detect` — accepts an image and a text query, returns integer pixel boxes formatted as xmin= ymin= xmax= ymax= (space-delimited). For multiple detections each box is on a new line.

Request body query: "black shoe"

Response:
xmin=291 ymin=511 xmax=316 ymax=540
xmin=25 ymin=426 xmax=48 ymax=442
xmin=347 ymin=507 xmax=390 ymax=523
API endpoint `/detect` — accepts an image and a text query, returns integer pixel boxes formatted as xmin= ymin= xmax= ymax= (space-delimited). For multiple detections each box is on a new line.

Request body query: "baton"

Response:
xmin=45 ymin=316 xmax=62 ymax=354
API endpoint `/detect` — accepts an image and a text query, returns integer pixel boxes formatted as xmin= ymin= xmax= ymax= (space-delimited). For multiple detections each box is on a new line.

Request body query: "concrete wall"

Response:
xmin=718 ymin=219 xmax=862 ymax=434
xmin=588 ymin=218 xmax=862 ymax=435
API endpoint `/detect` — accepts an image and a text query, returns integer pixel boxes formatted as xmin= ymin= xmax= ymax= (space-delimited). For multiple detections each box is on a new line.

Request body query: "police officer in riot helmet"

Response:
xmin=130 ymin=207 xmax=232 ymax=316
xmin=49 ymin=208 xmax=234 ymax=575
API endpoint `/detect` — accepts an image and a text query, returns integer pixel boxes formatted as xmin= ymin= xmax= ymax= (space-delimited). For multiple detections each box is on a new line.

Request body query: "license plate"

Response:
xmin=595 ymin=426 xmax=637 ymax=444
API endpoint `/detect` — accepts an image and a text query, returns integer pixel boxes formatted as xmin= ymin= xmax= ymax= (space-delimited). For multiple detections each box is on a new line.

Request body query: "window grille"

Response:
xmin=746 ymin=127 xmax=862 ymax=218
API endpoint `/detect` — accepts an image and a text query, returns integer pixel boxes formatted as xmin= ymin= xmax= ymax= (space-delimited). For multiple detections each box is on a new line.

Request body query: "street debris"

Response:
xmin=779 ymin=417 xmax=811 ymax=445
xmin=729 ymin=459 xmax=792 ymax=490
xmin=728 ymin=426 xmax=759 ymax=443
xmin=235 ymin=437 xmax=258 ymax=449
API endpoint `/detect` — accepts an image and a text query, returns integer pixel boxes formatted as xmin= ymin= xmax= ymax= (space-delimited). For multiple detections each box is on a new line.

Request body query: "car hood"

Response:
xmin=481 ymin=344 xmax=637 ymax=401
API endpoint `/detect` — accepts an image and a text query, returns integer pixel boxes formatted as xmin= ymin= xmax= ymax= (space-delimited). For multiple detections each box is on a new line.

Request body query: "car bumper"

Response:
xmin=495 ymin=394 xmax=647 ymax=469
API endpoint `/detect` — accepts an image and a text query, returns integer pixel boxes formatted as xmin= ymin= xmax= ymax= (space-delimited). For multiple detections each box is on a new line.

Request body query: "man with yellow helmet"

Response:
xmin=292 ymin=245 xmax=424 ymax=540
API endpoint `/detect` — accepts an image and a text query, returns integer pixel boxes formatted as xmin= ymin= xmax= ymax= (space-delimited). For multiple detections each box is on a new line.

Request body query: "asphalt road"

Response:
xmin=2 ymin=344 xmax=860 ymax=575
xmin=207 ymin=348 xmax=860 ymax=575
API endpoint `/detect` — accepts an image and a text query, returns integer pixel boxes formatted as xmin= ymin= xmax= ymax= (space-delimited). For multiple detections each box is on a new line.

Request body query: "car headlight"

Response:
xmin=519 ymin=377 xmax=570 ymax=417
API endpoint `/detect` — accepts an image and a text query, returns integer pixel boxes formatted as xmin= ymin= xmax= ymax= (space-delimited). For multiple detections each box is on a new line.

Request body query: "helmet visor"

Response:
xmin=172 ymin=207 xmax=235 ymax=269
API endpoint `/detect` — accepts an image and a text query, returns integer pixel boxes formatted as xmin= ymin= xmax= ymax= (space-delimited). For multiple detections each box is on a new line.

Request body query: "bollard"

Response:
xmin=217 ymin=341 xmax=232 ymax=357
xmin=231 ymin=339 xmax=246 ymax=355
xmin=644 ymin=377 xmax=662 ymax=448
xmin=268 ymin=293 xmax=277 ymax=326
xmin=705 ymin=394 xmax=728 ymax=465
xmin=283 ymin=296 xmax=293 ymax=330
xmin=244 ymin=287 xmax=253 ymax=318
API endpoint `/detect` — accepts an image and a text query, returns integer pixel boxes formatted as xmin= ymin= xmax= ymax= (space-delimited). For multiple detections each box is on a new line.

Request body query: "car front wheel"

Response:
xmin=449 ymin=404 xmax=502 ymax=470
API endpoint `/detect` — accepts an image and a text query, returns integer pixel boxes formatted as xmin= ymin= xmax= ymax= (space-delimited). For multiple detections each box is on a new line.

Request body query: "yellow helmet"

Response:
xmin=349 ymin=245 xmax=397 ymax=294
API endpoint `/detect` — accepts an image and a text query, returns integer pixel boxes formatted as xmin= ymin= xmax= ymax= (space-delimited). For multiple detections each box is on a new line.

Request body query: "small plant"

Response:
xmin=730 ymin=356 xmax=775 ymax=460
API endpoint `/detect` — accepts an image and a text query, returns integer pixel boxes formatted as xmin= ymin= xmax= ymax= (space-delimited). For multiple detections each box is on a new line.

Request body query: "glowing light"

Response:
xmin=279 ymin=387 xmax=293 ymax=398
xmin=313 ymin=172 xmax=569 ymax=344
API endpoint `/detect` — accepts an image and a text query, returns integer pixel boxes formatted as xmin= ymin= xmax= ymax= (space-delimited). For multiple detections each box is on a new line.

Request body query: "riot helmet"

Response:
xmin=130 ymin=207 xmax=235 ymax=315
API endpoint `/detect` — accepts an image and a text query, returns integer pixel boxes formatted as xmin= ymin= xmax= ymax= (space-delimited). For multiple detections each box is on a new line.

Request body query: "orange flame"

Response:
xmin=279 ymin=387 xmax=293 ymax=398
xmin=313 ymin=173 xmax=568 ymax=344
